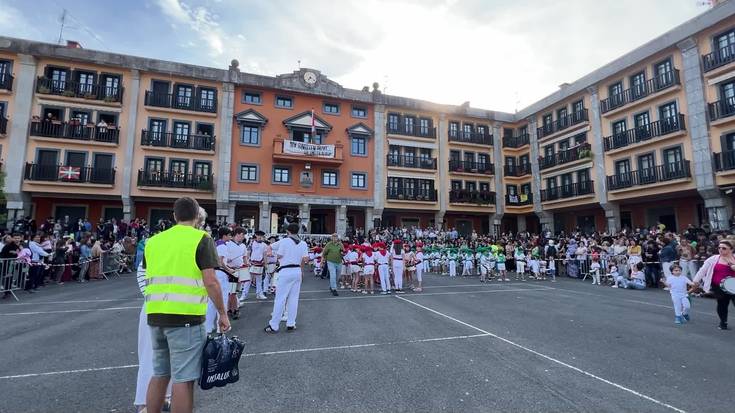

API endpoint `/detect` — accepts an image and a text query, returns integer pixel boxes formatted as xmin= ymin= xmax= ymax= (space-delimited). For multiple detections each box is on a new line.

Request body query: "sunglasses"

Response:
xmin=719 ymin=246 xmax=731 ymax=250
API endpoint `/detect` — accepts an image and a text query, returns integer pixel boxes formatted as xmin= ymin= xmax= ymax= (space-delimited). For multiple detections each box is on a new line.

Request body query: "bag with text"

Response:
xmin=198 ymin=333 xmax=245 ymax=390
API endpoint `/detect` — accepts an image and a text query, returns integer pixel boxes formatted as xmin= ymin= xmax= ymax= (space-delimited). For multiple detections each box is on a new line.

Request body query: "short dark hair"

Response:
xmin=635 ymin=262 xmax=644 ymax=271
xmin=218 ymin=227 xmax=232 ymax=239
xmin=286 ymin=223 xmax=300 ymax=234
xmin=232 ymin=227 xmax=246 ymax=236
xmin=173 ymin=197 xmax=200 ymax=222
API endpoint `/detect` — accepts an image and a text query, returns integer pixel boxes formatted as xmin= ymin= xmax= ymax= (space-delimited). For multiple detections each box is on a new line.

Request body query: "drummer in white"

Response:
xmin=264 ymin=223 xmax=309 ymax=333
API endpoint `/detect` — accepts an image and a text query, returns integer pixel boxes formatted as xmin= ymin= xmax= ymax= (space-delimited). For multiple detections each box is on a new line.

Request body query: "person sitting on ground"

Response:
xmin=620 ymin=262 xmax=646 ymax=290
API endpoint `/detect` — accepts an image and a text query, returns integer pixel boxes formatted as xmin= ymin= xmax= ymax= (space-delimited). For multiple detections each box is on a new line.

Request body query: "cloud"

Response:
xmin=155 ymin=0 xmax=224 ymax=56
xmin=0 ymin=0 xmax=43 ymax=41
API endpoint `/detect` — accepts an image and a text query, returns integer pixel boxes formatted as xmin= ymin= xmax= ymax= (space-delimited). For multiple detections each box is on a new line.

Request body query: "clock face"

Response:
xmin=303 ymin=71 xmax=317 ymax=85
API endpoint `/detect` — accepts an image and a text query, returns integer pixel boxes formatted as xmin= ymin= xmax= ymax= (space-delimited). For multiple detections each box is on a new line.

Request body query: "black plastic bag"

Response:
xmin=198 ymin=333 xmax=245 ymax=390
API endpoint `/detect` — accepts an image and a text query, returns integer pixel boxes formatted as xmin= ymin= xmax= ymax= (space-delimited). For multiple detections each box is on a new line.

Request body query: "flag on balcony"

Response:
xmin=520 ymin=193 xmax=528 ymax=202
xmin=310 ymin=109 xmax=316 ymax=136
xmin=59 ymin=166 xmax=81 ymax=181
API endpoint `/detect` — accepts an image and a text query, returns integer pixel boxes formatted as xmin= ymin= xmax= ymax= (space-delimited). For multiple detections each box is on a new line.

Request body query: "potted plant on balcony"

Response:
xmin=579 ymin=148 xmax=592 ymax=159
xmin=38 ymin=85 xmax=51 ymax=94
xmin=62 ymin=90 xmax=76 ymax=98
xmin=103 ymin=95 xmax=117 ymax=103
xmin=83 ymin=91 xmax=96 ymax=99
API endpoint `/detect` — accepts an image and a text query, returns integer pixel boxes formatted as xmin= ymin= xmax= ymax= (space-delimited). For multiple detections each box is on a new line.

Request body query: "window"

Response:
xmin=449 ymin=122 xmax=459 ymax=137
xmin=466 ymin=182 xmax=477 ymax=192
xmin=560 ymin=173 xmax=573 ymax=191
xmin=577 ymin=169 xmax=590 ymax=183
xmin=574 ymin=132 xmax=587 ymax=145
xmin=292 ymin=129 xmax=322 ymax=144
xmin=351 ymin=136 xmax=367 ymax=156
xmin=521 ymin=183 xmax=531 ymax=194
xmin=544 ymin=145 xmax=554 ymax=158
xmin=323 ymin=103 xmax=340 ymax=114
xmin=389 ymin=145 xmax=400 ymax=161
xmin=612 ymin=119 xmax=627 ymax=135
xmin=145 ymin=158 xmax=163 ymax=173
xmin=462 ymin=124 xmax=473 ymax=139
xmin=419 ymin=118 xmax=431 ymax=135
xmin=716 ymin=29 xmax=735 ymax=59
xmin=419 ymin=149 xmax=432 ymax=163
xmin=240 ymin=164 xmax=257 ymax=181
xmin=240 ymin=124 xmax=260 ymax=145
xmin=631 ymin=72 xmax=646 ymax=98
xmin=404 ymin=116 xmax=415 ymax=134
xmin=49 ymin=67 xmax=67 ymax=92
xmin=451 ymin=180 xmax=462 ymax=190
xmin=546 ymin=177 xmax=557 ymax=189
xmin=388 ymin=113 xmax=399 ymax=130
xmin=519 ymin=126 xmax=528 ymax=136
xmin=0 ymin=60 xmax=11 ymax=83
xmin=634 ymin=112 xmax=651 ymax=138
xmin=615 ymin=159 xmax=631 ymax=176
xmin=505 ymin=156 xmax=516 ymax=166
xmin=463 ymin=151 xmax=474 ymax=164
xmin=149 ymin=119 xmax=167 ymax=142
xmin=558 ymin=139 xmax=570 ymax=152
xmin=65 ymin=151 xmax=86 ymax=167
xmin=351 ymin=106 xmax=367 ymax=118
xmin=557 ymin=107 xmax=568 ymax=123
xmin=477 ymin=154 xmax=490 ymax=168
xmin=173 ymin=122 xmax=191 ymax=147
xmin=243 ymin=92 xmax=261 ymax=104
xmin=77 ymin=72 xmax=95 ymax=95
xmin=102 ymin=75 xmax=120 ymax=98
xmin=199 ymin=88 xmax=216 ymax=111
xmin=655 ymin=59 xmax=672 ymax=79
xmin=275 ymin=96 xmax=293 ymax=108
xmin=638 ymin=153 xmax=656 ymax=182
xmin=477 ymin=125 xmax=487 ymax=137
xmin=519 ymin=154 xmax=529 ymax=166
xmin=175 ymin=85 xmax=193 ymax=108
xmin=542 ymin=114 xmax=553 ymax=128
xmin=725 ymin=132 xmax=735 ymax=151
xmin=194 ymin=161 xmax=211 ymax=177
xmin=609 ymin=82 xmax=623 ymax=106
xmin=507 ymin=184 xmax=517 ymax=195
xmin=450 ymin=150 xmax=461 ymax=162
xmin=663 ymin=147 xmax=683 ymax=166
xmin=351 ymin=172 xmax=366 ymax=188
xmin=572 ymin=100 xmax=584 ymax=114
xmin=71 ymin=110 xmax=90 ymax=126
xmin=658 ymin=101 xmax=678 ymax=121
xmin=322 ymin=170 xmax=337 ymax=186
xmin=273 ymin=167 xmax=290 ymax=183
xmin=720 ymin=80 xmax=735 ymax=107
xmin=170 ymin=160 xmax=188 ymax=182
xmin=480 ymin=182 xmax=490 ymax=192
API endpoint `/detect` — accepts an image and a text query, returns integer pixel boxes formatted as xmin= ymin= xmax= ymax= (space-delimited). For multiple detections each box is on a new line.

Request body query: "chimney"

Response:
xmin=66 ymin=40 xmax=82 ymax=49
xmin=559 ymin=82 xmax=570 ymax=89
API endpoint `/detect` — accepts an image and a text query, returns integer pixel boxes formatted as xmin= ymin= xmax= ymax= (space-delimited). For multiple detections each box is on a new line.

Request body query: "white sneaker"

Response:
xmin=257 ymin=294 xmax=267 ymax=300
xmin=281 ymin=314 xmax=288 ymax=322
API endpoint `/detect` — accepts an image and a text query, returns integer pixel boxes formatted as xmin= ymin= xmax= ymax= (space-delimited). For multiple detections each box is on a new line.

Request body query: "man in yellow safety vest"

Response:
xmin=143 ymin=197 xmax=230 ymax=413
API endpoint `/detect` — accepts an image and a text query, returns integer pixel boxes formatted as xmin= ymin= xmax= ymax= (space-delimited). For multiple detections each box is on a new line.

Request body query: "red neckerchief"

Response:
xmin=379 ymin=250 xmax=387 ymax=256
xmin=366 ymin=250 xmax=373 ymax=257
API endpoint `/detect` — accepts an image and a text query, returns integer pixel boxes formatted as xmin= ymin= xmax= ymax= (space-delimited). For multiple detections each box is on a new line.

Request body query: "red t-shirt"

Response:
xmin=712 ymin=262 xmax=733 ymax=287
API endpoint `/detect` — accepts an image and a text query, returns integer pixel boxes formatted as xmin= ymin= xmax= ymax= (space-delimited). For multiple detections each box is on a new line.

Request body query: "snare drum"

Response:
xmin=720 ymin=277 xmax=735 ymax=295
xmin=236 ymin=267 xmax=250 ymax=283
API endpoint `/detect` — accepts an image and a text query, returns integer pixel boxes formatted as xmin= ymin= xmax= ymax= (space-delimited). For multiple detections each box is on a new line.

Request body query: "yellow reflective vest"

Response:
xmin=144 ymin=224 xmax=208 ymax=316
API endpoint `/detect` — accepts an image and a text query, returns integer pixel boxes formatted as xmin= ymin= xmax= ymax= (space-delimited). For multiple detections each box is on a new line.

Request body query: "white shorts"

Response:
xmin=266 ymin=263 xmax=277 ymax=274
xmin=249 ymin=266 xmax=264 ymax=275
xmin=363 ymin=265 xmax=375 ymax=275
xmin=497 ymin=263 xmax=506 ymax=271
xmin=350 ymin=264 xmax=361 ymax=274
xmin=236 ymin=268 xmax=250 ymax=282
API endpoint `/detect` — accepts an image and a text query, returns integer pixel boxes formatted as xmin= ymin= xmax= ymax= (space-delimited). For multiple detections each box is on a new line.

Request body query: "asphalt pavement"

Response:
xmin=1 ymin=270 xmax=733 ymax=413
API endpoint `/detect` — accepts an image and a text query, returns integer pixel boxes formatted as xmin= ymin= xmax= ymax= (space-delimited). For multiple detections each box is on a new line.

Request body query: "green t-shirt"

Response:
xmin=323 ymin=241 xmax=344 ymax=263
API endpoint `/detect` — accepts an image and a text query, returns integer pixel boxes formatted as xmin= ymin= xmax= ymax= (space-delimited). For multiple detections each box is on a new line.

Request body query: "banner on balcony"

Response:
xmin=283 ymin=139 xmax=335 ymax=158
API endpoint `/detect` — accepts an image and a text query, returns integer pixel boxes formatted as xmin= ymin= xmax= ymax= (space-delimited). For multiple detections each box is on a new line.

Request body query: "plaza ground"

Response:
xmin=0 ymin=271 xmax=733 ymax=413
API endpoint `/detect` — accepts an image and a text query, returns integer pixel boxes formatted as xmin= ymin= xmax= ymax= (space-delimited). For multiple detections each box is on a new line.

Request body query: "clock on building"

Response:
xmin=303 ymin=71 xmax=317 ymax=86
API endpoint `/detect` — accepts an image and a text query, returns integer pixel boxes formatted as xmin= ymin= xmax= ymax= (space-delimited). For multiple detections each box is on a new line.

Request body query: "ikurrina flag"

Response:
xmin=58 ymin=166 xmax=81 ymax=181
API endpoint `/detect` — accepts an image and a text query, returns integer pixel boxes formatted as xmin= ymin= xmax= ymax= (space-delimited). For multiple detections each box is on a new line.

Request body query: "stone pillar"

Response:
xmin=537 ymin=211 xmax=554 ymax=234
xmin=217 ymin=82 xmax=235 ymax=219
xmin=517 ymin=215 xmax=527 ymax=233
xmin=216 ymin=201 xmax=230 ymax=223
xmin=373 ymin=105 xmax=386 ymax=216
xmin=702 ymin=190 xmax=732 ymax=230
xmin=299 ymin=203 xmax=311 ymax=233
xmin=604 ymin=203 xmax=621 ymax=234
xmin=586 ymin=86 xmax=609 ymax=204
xmin=227 ymin=202 xmax=236 ymax=224
xmin=437 ymin=113 xmax=449 ymax=216
xmin=258 ymin=201 xmax=271 ymax=233
xmin=492 ymin=123 xmax=505 ymax=216
xmin=528 ymin=117 xmax=544 ymax=216
xmin=490 ymin=213 xmax=502 ymax=237
xmin=5 ymin=54 xmax=36 ymax=227
xmin=122 ymin=197 xmax=134 ymax=221
xmin=434 ymin=211 xmax=445 ymax=230
xmin=335 ymin=205 xmax=347 ymax=236
xmin=121 ymin=70 xmax=140 ymax=219
xmin=365 ymin=207 xmax=375 ymax=232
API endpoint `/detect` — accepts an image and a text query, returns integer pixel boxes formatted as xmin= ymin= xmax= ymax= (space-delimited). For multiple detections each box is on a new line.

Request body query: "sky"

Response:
xmin=0 ymin=0 xmax=710 ymax=113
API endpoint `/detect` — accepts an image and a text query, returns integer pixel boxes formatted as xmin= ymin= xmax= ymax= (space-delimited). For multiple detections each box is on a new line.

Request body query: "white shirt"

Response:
xmin=276 ymin=237 xmax=309 ymax=266
xmin=667 ymin=275 xmax=692 ymax=295
xmin=215 ymin=241 xmax=228 ymax=278
xmin=250 ymin=240 xmax=266 ymax=262
xmin=375 ymin=251 xmax=390 ymax=265
xmin=227 ymin=240 xmax=246 ymax=268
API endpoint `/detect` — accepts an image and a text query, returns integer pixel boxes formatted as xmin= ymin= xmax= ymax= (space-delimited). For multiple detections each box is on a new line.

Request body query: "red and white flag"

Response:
xmin=58 ymin=166 xmax=81 ymax=181
xmin=310 ymin=109 xmax=316 ymax=137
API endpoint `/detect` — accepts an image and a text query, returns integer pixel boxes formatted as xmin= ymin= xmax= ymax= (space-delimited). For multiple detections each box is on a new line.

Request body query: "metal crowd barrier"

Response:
xmin=0 ymin=258 xmax=29 ymax=301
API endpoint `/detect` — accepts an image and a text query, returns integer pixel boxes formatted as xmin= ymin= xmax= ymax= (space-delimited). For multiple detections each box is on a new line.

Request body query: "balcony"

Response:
xmin=449 ymin=189 xmax=496 ymax=205
xmin=137 ymin=170 xmax=214 ymax=191
xmin=0 ymin=73 xmax=13 ymax=90
xmin=141 ymin=130 xmax=215 ymax=151
xmin=506 ymin=193 xmax=533 ymax=206
xmin=448 ymin=159 xmax=494 ymax=175
xmin=448 ymin=130 xmax=493 ymax=145
xmin=36 ymin=77 xmax=123 ymax=103
xmin=504 ymin=163 xmax=532 ymax=177
xmin=708 ymin=98 xmax=735 ymax=122
xmin=386 ymin=123 xmax=436 ymax=139
xmin=537 ymin=109 xmax=588 ymax=140
xmin=24 ymin=163 xmax=116 ymax=185
xmin=714 ymin=150 xmax=735 ymax=172
xmin=703 ymin=44 xmax=735 ymax=73
xmin=540 ymin=181 xmax=594 ymax=202
xmin=502 ymin=133 xmax=530 ymax=148
xmin=606 ymin=161 xmax=691 ymax=191
xmin=603 ymin=114 xmax=685 ymax=151
xmin=599 ymin=70 xmax=680 ymax=114
xmin=386 ymin=187 xmax=437 ymax=202
xmin=387 ymin=154 xmax=436 ymax=170
xmin=144 ymin=91 xmax=217 ymax=113
xmin=272 ymin=137 xmax=343 ymax=166
xmin=30 ymin=120 xmax=120 ymax=144
xmin=539 ymin=143 xmax=592 ymax=170
xmin=0 ymin=116 xmax=7 ymax=135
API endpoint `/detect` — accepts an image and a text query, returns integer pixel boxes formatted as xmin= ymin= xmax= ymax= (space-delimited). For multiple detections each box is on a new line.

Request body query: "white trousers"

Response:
xmin=662 ymin=262 xmax=673 ymax=279
xmin=416 ymin=264 xmax=423 ymax=283
xmin=392 ymin=262 xmax=404 ymax=289
xmin=423 ymin=260 xmax=429 ymax=272
xmin=378 ymin=264 xmax=390 ymax=292
xmin=268 ymin=269 xmax=302 ymax=330
xmin=206 ymin=272 xmax=229 ymax=333
xmin=449 ymin=261 xmax=457 ymax=277
xmin=516 ymin=261 xmax=525 ymax=274
xmin=134 ymin=306 xmax=170 ymax=406
xmin=671 ymin=293 xmax=690 ymax=317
